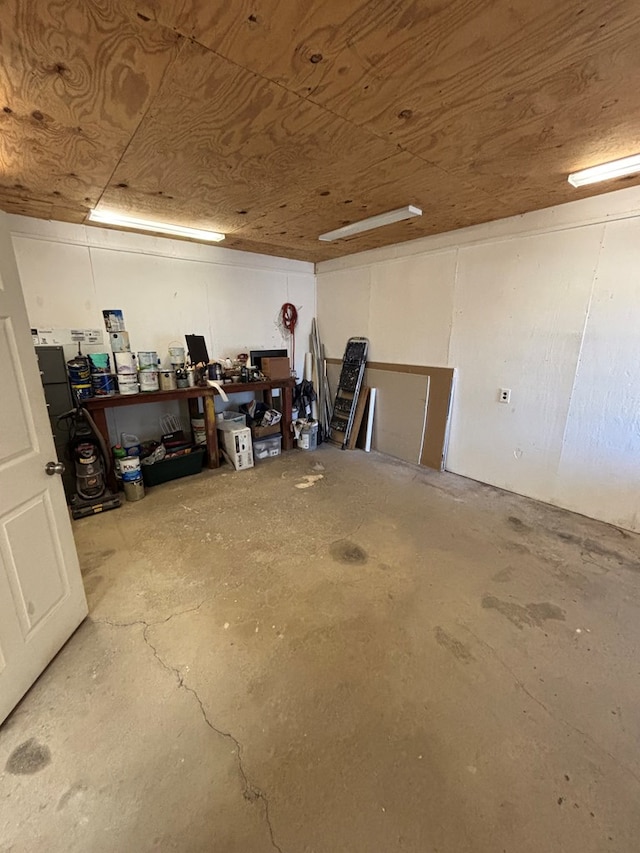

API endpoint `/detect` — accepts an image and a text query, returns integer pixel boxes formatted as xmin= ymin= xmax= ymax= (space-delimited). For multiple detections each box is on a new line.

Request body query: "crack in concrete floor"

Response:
xmin=97 ymin=615 xmax=283 ymax=853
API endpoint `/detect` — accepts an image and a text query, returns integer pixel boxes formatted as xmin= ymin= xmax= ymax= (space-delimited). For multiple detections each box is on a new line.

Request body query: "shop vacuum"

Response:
xmin=57 ymin=403 xmax=121 ymax=519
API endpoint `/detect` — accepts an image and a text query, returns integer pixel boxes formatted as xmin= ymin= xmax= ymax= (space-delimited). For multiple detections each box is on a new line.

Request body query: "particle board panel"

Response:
xmin=327 ymin=359 xmax=454 ymax=471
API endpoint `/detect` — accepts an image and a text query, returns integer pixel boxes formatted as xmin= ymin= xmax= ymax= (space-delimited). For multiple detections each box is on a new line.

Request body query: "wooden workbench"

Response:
xmin=84 ymin=377 xmax=295 ymax=485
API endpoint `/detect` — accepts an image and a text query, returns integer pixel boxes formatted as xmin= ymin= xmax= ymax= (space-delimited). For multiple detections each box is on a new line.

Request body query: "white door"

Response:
xmin=0 ymin=211 xmax=87 ymax=724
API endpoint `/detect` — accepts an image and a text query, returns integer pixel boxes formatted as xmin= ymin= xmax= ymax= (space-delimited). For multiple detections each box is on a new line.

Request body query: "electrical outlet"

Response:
xmin=499 ymin=388 xmax=511 ymax=404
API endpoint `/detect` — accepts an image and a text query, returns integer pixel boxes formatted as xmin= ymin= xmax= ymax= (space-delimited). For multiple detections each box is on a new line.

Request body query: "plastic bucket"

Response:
xmin=169 ymin=345 xmax=185 ymax=366
xmin=137 ymin=351 xmax=158 ymax=371
xmin=139 ymin=370 xmax=159 ymax=392
xmin=297 ymin=419 xmax=318 ymax=451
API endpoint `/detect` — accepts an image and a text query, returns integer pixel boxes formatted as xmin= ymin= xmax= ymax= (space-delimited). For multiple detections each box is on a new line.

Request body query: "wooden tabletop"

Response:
xmin=83 ymin=377 xmax=296 ymax=409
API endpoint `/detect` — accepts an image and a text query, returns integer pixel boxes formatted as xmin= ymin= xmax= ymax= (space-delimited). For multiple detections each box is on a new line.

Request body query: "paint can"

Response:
xmin=117 ymin=374 xmax=138 ymax=395
xmin=102 ymin=309 xmax=125 ymax=332
xmin=186 ymin=367 xmax=195 ymax=387
xmin=91 ymin=373 xmax=116 ymax=396
xmin=114 ymin=351 xmax=136 ymax=374
xmin=89 ymin=352 xmax=111 ymax=374
xmin=191 ymin=418 xmax=206 ymax=445
xmin=137 ymin=351 xmax=158 ymax=371
xmin=168 ymin=345 xmax=185 ymax=366
xmin=71 ymin=383 xmax=92 ymax=401
xmin=67 ymin=356 xmax=90 ymax=384
xmin=123 ymin=478 xmax=145 ymax=502
xmin=297 ymin=419 xmax=318 ymax=451
xmin=175 ymin=368 xmax=189 ymax=389
xmin=139 ymin=370 xmax=159 ymax=392
xmin=120 ymin=455 xmax=142 ymax=481
xmin=159 ymin=370 xmax=177 ymax=391
xmin=110 ymin=331 xmax=131 ymax=352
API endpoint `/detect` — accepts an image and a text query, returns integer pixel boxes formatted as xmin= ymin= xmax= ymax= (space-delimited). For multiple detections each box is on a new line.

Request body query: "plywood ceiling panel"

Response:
xmin=1 ymin=0 xmax=639 ymax=260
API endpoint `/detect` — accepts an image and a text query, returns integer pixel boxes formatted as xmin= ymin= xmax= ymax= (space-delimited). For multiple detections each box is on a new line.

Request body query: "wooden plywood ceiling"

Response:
xmin=1 ymin=0 xmax=639 ymax=262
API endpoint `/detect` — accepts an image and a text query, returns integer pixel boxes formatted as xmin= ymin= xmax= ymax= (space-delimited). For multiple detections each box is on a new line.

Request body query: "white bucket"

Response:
xmin=139 ymin=370 xmax=159 ymax=392
xmin=120 ymin=456 xmax=142 ymax=482
xmin=297 ymin=419 xmax=318 ymax=451
xmin=159 ymin=370 xmax=177 ymax=391
xmin=117 ymin=374 xmax=138 ymax=395
xmin=137 ymin=351 xmax=158 ymax=371
xmin=169 ymin=345 xmax=185 ymax=366
xmin=114 ymin=351 xmax=136 ymax=374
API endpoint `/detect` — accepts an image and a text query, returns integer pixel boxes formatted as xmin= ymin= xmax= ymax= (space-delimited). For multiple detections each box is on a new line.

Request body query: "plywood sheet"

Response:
xmin=327 ymin=359 xmax=454 ymax=470
xmin=2 ymin=0 xmax=640 ymax=259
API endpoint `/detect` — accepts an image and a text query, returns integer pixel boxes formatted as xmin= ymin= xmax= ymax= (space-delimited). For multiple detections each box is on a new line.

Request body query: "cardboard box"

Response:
xmin=251 ymin=423 xmax=281 ymax=439
xmin=261 ymin=356 xmax=290 ymax=380
xmin=218 ymin=426 xmax=254 ymax=471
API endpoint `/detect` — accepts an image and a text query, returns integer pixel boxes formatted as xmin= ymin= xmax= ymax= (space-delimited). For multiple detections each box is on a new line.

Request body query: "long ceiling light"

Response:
xmin=88 ymin=209 xmax=225 ymax=242
xmin=318 ymin=205 xmax=422 ymax=241
xmin=568 ymin=154 xmax=640 ymax=188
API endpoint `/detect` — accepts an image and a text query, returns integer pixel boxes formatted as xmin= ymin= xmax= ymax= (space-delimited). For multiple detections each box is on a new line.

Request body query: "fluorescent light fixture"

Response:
xmin=88 ymin=209 xmax=225 ymax=242
xmin=318 ymin=204 xmax=422 ymax=241
xmin=568 ymin=154 xmax=640 ymax=188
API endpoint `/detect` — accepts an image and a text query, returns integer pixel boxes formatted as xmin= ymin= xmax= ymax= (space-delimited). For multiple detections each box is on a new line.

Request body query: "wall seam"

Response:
xmin=555 ymin=222 xmax=607 ymax=485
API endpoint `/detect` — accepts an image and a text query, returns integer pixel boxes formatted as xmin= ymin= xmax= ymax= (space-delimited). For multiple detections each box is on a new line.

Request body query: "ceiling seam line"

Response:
xmin=90 ymin=35 xmax=188 ymax=216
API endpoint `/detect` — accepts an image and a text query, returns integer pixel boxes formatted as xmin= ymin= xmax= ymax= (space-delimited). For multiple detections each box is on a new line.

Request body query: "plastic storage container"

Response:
xmin=141 ymin=447 xmax=206 ymax=487
xmin=217 ymin=411 xmax=247 ymax=428
xmin=253 ymin=434 xmax=282 ymax=463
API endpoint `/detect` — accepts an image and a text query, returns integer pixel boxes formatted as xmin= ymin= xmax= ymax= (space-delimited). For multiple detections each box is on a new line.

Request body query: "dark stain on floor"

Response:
xmin=5 ymin=739 xmax=51 ymax=775
xmin=330 ymin=540 xmax=368 ymax=564
xmin=507 ymin=516 xmax=531 ymax=533
xmin=554 ymin=532 xmax=640 ymax=570
xmin=434 ymin=626 xmax=475 ymax=662
xmin=481 ymin=595 xmax=566 ymax=629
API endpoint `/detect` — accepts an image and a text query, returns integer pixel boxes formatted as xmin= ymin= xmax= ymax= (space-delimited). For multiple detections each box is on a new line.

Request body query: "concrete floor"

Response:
xmin=2 ymin=447 xmax=640 ymax=852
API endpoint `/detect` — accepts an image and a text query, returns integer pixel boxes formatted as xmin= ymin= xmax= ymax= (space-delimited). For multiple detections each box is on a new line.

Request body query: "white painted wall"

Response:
xmin=11 ymin=216 xmax=314 ymax=442
xmin=317 ymin=185 xmax=640 ymax=532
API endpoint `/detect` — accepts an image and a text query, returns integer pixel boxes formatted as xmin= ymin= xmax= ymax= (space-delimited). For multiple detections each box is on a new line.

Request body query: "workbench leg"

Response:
xmin=91 ymin=407 xmax=117 ymax=492
xmin=282 ymin=385 xmax=294 ymax=451
xmin=203 ymin=395 xmax=220 ymax=468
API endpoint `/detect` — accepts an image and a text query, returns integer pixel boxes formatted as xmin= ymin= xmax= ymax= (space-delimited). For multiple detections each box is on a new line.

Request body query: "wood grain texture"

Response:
xmin=0 ymin=0 xmax=180 ymax=218
xmin=1 ymin=0 xmax=639 ymax=259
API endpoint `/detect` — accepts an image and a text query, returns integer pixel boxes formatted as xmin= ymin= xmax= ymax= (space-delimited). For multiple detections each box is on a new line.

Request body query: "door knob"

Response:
xmin=45 ymin=461 xmax=65 ymax=476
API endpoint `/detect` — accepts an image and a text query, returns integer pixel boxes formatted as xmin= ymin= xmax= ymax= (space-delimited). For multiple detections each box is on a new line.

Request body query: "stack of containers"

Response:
xmin=119 ymin=433 xmax=145 ymax=501
xmin=89 ymin=352 xmax=116 ymax=396
xmin=104 ymin=310 xmax=138 ymax=395
xmin=138 ymin=350 xmax=160 ymax=392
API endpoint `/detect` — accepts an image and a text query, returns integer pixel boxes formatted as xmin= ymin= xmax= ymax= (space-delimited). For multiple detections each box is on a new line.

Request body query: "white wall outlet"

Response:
xmin=499 ymin=388 xmax=511 ymax=404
